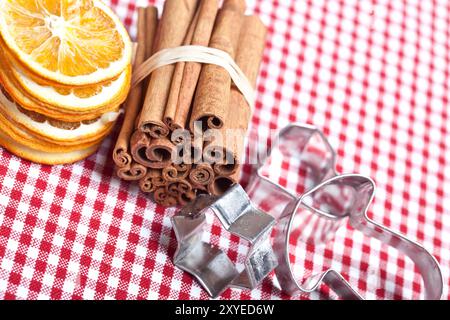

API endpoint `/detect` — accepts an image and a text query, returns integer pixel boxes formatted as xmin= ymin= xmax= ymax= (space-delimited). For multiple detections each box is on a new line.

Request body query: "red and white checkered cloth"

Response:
xmin=0 ymin=0 xmax=449 ymax=300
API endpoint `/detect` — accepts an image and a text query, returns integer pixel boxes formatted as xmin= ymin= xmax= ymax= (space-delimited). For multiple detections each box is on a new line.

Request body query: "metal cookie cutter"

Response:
xmin=171 ymin=184 xmax=278 ymax=298
xmin=247 ymin=123 xmax=443 ymax=300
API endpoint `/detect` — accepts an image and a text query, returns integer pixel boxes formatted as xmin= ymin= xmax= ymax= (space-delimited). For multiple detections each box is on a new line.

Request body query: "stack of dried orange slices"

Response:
xmin=0 ymin=0 xmax=132 ymax=165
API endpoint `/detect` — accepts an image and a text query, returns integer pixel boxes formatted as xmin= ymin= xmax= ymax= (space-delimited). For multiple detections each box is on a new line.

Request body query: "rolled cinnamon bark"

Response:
xmin=138 ymin=0 xmax=199 ymax=138
xmin=170 ymin=0 xmax=220 ymax=131
xmin=189 ymin=0 xmax=246 ymax=132
xmin=166 ymin=180 xmax=192 ymax=198
xmin=207 ymin=129 xmax=245 ymax=175
xmin=131 ymin=42 xmax=138 ymax=65
xmin=130 ymin=130 xmax=152 ymax=166
xmin=178 ymin=190 xmax=197 ymax=206
xmin=116 ymin=162 xmax=147 ymax=181
xmin=191 ymin=182 xmax=208 ymax=192
xmin=113 ymin=147 xmax=132 ymax=169
xmin=143 ymin=7 xmax=160 ymax=95
xmin=194 ymin=187 xmax=209 ymax=195
xmin=113 ymin=7 xmax=158 ymax=168
xmin=173 ymin=124 xmax=204 ymax=163
xmin=162 ymin=166 xmax=178 ymax=182
xmin=175 ymin=163 xmax=192 ymax=175
xmin=170 ymin=128 xmax=192 ymax=145
xmin=189 ymin=163 xmax=214 ymax=186
xmin=163 ymin=163 xmax=192 ymax=182
xmin=152 ymin=176 xmax=167 ymax=188
xmin=178 ymin=180 xmax=193 ymax=194
xmin=228 ymin=15 xmax=267 ymax=127
xmin=145 ymin=7 xmax=159 ymax=63
xmin=139 ymin=169 xmax=161 ymax=193
xmin=192 ymin=125 xmax=204 ymax=164
xmin=146 ymin=138 xmax=176 ymax=169
xmin=202 ymin=129 xmax=227 ymax=164
xmin=171 ymin=128 xmax=203 ymax=164
xmin=208 ymin=171 xmax=239 ymax=196
xmin=154 ymin=187 xmax=178 ymax=207
xmin=130 ymin=131 xmax=175 ymax=169
xmin=208 ymin=16 xmax=267 ymax=175
xmin=163 ymin=9 xmax=200 ymax=130
xmin=166 ymin=182 xmax=180 ymax=197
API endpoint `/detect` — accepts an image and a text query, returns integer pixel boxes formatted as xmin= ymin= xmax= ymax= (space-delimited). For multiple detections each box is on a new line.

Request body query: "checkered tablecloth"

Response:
xmin=0 ymin=0 xmax=448 ymax=300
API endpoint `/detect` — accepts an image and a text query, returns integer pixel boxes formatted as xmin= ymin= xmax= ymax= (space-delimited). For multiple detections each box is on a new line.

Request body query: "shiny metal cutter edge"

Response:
xmin=171 ymin=184 xmax=279 ymax=298
xmin=247 ymin=123 xmax=443 ymax=300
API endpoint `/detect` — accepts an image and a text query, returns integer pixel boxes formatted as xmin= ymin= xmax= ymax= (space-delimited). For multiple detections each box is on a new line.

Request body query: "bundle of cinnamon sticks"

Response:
xmin=113 ymin=0 xmax=267 ymax=207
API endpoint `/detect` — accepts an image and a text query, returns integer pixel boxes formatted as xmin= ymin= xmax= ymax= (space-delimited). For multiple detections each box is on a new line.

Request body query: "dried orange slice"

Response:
xmin=0 ymin=0 xmax=132 ymax=86
xmin=11 ymin=64 xmax=131 ymax=111
xmin=0 ymin=126 xmax=100 ymax=165
xmin=0 ymin=86 xmax=117 ymax=144
xmin=0 ymin=108 xmax=103 ymax=153
xmin=0 ymin=52 xmax=122 ymax=121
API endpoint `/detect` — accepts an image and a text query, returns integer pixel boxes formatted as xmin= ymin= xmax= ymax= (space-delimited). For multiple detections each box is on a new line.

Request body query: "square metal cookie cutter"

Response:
xmin=171 ymin=184 xmax=278 ymax=298
xmin=246 ymin=123 xmax=443 ymax=300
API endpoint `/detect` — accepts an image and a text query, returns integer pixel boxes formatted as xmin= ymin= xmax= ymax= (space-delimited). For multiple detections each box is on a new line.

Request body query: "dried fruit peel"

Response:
xmin=0 ymin=0 xmax=132 ymax=86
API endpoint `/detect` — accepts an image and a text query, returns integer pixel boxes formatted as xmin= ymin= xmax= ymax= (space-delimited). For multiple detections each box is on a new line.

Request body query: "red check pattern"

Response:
xmin=0 ymin=0 xmax=449 ymax=300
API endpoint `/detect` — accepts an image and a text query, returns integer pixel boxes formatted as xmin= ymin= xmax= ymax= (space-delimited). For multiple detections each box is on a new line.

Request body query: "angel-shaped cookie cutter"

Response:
xmin=246 ymin=123 xmax=443 ymax=300
xmin=171 ymin=184 xmax=278 ymax=298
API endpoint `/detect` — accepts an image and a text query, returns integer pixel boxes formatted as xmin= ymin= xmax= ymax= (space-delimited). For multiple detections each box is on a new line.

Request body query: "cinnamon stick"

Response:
xmin=130 ymin=130 xmax=175 ymax=169
xmin=175 ymin=163 xmax=192 ymax=175
xmin=209 ymin=16 xmax=267 ymax=175
xmin=162 ymin=166 xmax=178 ymax=182
xmin=208 ymin=172 xmax=239 ymax=196
xmin=173 ymin=124 xmax=204 ymax=163
xmin=166 ymin=180 xmax=192 ymax=201
xmin=169 ymin=0 xmax=220 ymax=131
xmin=192 ymin=125 xmax=204 ymax=164
xmin=228 ymin=15 xmax=267 ymax=128
xmin=154 ymin=187 xmax=178 ymax=207
xmin=178 ymin=190 xmax=197 ymax=206
xmin=138 ymin=0 xmax=199 ymax=138
xmin=177 ymin=180 xmax=193 ymax=194
xmin=163 ymin=8 xmax=200 ymax=130
xmin=146 ymin=138 xmax=176 ymax=169
xmin=167 ymin=182 xmax=181 ymax=197
xmin=113 ymin=7 xmax=158 ymax=168
xmin=143 ymin=7 xmax=159 ymax=94
xmin=189 ymin=0 xmax=246 ymax=132
xmin=116 ymin=162 xmax=147 ymax=181
xmin=152 ymin=175 xmax=167 ymax=188
xmin=139 ymin=169 xmax=161 ymax=193
xmin=131 ymin=42 xmax=138 ymax=65
xmin=191 ymin=182 xmax=208 ymax=191
xmin=162 ymin=163 xmax=192 ymax=182
xmin=189 ymin=163 xmax=214 ymax=186
xmin=130 ymin=130 xmax=153 ymax=166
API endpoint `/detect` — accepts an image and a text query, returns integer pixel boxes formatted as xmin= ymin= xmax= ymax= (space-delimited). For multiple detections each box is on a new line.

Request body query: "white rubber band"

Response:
xmin=132 ymin=45 xmax=256 ymax=110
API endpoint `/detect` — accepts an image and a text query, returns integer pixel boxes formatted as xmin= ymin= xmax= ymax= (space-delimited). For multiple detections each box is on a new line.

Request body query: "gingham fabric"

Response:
xmin=0 ymin=0 xmax=448 ymax=300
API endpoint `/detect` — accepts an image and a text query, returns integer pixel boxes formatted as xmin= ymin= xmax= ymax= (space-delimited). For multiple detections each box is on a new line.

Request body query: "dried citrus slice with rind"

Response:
xmin=0 ymin=0 xmax=132 ymax=86
xmin=0 ymin=86 xmax=116 ymax=144
xmin=11 ymin=64 xmax=131 ymax=111
xmin=0 ymin=125 xmax=101 ymax=165
xmin=0 ymin=52 xmax=122 ymax=121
